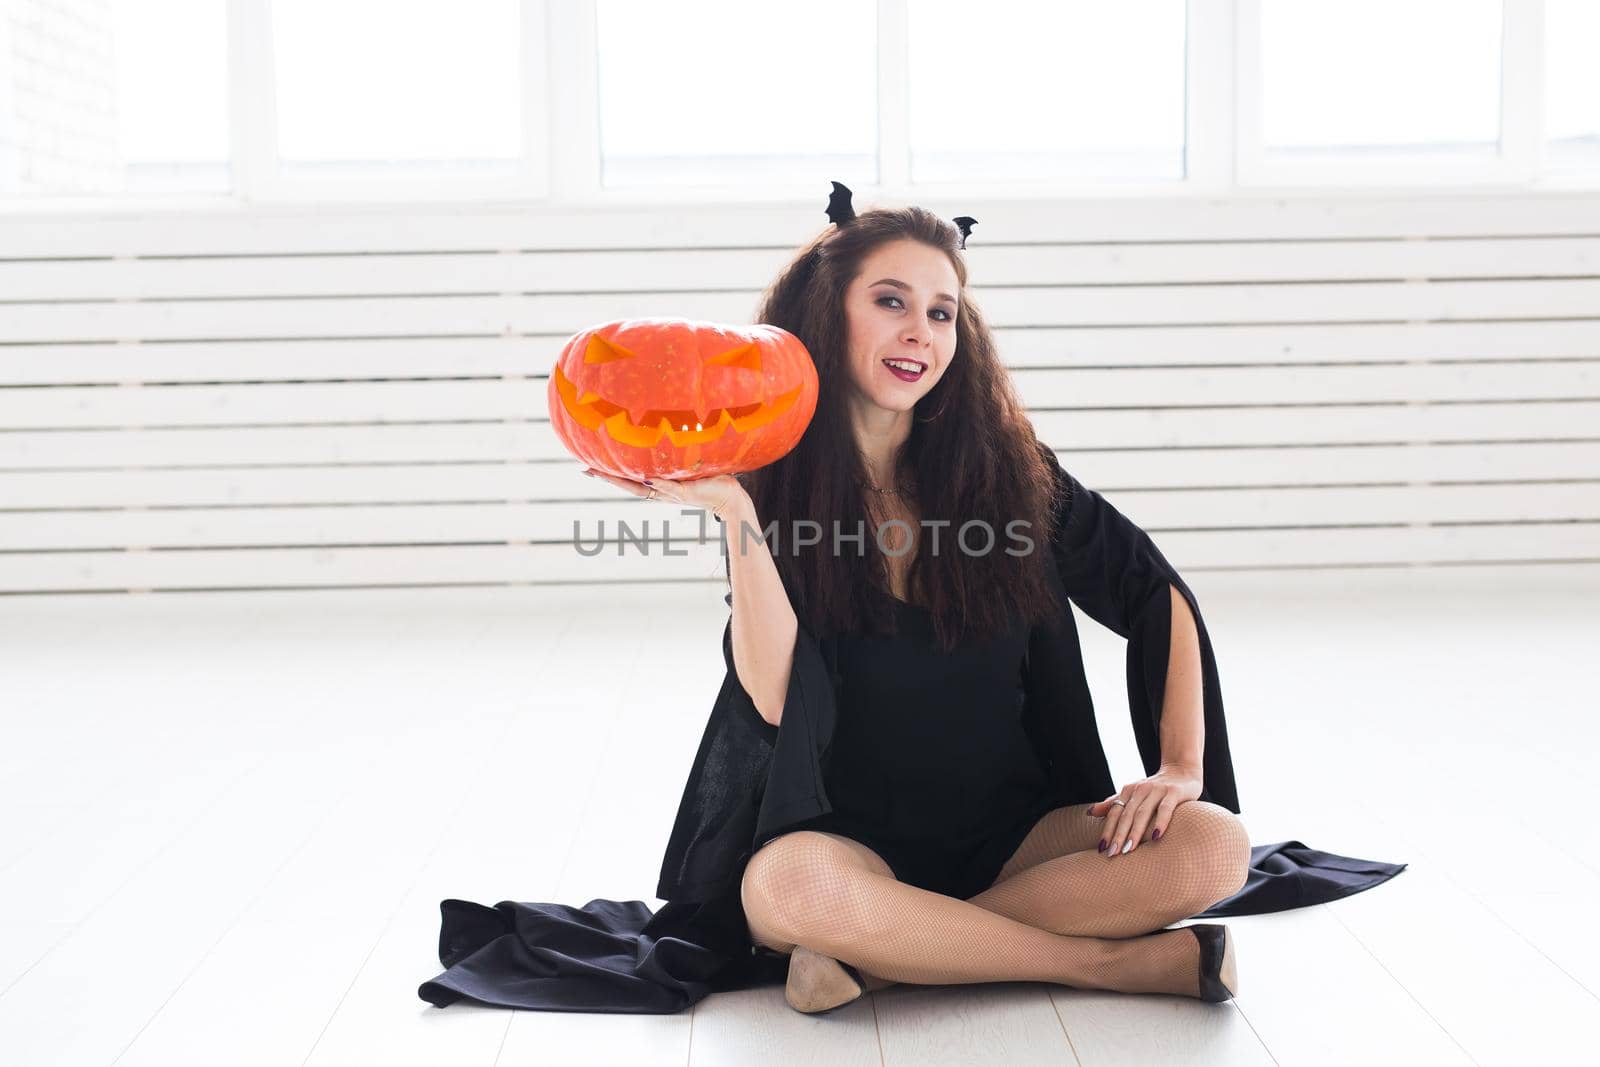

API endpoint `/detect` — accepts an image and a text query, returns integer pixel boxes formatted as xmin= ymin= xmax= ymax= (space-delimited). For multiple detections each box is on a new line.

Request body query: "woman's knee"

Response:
xmin=740 ymin=830 xmax=890 ymax=942
xmin=1165 ymin=801 xmax=1252 ymax=898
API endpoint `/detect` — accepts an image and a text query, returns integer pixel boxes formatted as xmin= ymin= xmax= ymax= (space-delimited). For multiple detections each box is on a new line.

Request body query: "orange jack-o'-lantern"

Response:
xmin=548 ymin=317 xmax=818 ymax=480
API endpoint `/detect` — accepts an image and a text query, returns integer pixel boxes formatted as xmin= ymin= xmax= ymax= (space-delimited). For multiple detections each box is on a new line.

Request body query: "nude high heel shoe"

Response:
xmin=785 ymin=945 xmax=865 ymax=1014
xmin=1187 ymin=923 xmax=1239 ymax=1002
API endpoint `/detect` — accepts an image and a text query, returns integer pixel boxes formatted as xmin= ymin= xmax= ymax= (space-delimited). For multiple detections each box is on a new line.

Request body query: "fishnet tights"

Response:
xmin=740 ymin=800 xmax=1251 ymax=998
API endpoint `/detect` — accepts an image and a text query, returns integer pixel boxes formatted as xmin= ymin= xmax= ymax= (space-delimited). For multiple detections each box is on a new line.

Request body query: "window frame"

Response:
xmin=2 ymin=0 xmax=1596 ymax=217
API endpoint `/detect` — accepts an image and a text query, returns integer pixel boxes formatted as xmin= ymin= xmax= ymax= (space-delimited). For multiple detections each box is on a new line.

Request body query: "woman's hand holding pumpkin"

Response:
xmin=1085 ymin=763 xmax=1204 ymax=858
xmin=583 ymin=468 xmax=747 ymax=522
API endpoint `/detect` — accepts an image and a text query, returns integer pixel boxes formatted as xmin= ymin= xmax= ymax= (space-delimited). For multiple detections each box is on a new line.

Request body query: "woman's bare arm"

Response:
xmin=722 ymin=493 xmax=799 ymax=727
xmin=1158 ymin=584 xmax=1204 ymax=774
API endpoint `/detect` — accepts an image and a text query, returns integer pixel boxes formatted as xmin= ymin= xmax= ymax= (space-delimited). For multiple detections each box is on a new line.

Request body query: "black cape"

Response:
xmin=418 ymin=445 xmax=1406 ymax=1013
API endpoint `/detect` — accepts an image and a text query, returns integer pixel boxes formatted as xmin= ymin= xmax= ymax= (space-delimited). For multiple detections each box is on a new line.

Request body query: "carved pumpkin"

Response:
xmin=548 ymin=317 xmax=818 ymax=480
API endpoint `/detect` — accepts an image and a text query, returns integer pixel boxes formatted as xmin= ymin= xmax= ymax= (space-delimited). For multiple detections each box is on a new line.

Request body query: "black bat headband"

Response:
xmin=826 ymin=180 xmax=978 ymax=251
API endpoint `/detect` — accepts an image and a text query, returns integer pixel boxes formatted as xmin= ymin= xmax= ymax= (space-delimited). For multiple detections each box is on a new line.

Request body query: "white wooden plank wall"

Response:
xmin=0 ymin=193 xmax=1597 ymax=596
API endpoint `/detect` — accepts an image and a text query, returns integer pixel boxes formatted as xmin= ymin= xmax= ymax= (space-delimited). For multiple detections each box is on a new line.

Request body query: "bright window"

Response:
xmin=908 ymin=0 xmax=1186 ymax=184
xmin=270 ymin=0 xmax=523 ymax=181
xmin=1258 ymin=0 xmax=1502 ymax=160
xmin=595 ymin=0 xmax=877 ymax=188
xmin=1 ymin=0 xmax=229 ymax=197
xmin=1543 ymin=0 xmax=1600 ymax=170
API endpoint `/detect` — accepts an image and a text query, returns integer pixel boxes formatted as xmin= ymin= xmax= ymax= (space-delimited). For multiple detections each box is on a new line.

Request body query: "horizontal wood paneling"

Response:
xmin=0 ymin=525 xmax=1593 ymax=597
xmin=0 ymin=484 xmax=1593 ymax=554
xmin=4 ymin=191 xmax=1600 ymax=254
xmin=2 ymin=193 xmax=1597 ymax=594
xmin=1 ymin=443 xmax=1595 ymax=509
xmin=3 ymin=236 xmax=1600 ymax=303
xmin=0 ymin=361 xmax=1593 ymax=429
xmin=5 ymin=320 xmax=1600 ymax=386
xmin=2 ymin=403 xmax=1595 ymax=468
xmin=9 ymin=279 xmax=1600 ymax=343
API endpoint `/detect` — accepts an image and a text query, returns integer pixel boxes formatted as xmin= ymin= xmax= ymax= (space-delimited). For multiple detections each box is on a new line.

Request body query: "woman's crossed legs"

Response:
xmin=740 ymin=800 xmax=1250 ymax=998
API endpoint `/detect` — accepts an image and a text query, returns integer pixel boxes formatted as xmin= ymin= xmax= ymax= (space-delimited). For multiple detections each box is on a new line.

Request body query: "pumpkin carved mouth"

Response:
xmin=550 ymin=364 xmax=806 ymax=448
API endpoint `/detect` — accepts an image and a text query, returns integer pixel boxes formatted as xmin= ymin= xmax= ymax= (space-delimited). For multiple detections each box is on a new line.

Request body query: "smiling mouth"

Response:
xmin=551 ymin=365 xmax=805 ymax=447
xmin=882 ymin=358 xmax=927 ymax=381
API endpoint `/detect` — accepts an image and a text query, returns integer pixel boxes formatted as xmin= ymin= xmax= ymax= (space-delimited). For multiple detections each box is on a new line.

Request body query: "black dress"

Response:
xmin=789 ymin=593 xmax=1062 ymax=901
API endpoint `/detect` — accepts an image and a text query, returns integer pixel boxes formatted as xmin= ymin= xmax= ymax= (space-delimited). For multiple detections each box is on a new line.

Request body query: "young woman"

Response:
xmin=584 ymin=187 xmax=1252 ymax=1009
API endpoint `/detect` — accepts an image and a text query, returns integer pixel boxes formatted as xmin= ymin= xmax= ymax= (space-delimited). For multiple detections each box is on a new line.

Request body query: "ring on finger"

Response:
xmin=1109 ymin=797 xmax=1137 ymax=855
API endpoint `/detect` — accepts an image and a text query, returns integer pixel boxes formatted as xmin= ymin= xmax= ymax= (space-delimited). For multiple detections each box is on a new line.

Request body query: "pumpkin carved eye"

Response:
xmin=703 ymin=342 xmax=761 ymax=372
xmin=583 ymin=335 xmax=636 ymax=364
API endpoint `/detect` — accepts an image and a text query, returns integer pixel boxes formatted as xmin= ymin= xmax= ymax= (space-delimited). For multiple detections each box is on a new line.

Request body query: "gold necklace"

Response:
xmin=861 ymin=481 xmax=902 ymax=495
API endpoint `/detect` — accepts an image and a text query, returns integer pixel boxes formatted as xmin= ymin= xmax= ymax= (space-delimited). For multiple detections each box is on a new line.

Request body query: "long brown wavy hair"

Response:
xmin=738 ymin=201 xmax=1063 ymax=652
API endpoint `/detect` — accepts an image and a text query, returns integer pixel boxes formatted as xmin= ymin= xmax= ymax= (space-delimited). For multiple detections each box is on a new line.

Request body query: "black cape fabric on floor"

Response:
xmin=418 ymin=445 xmax=1408 ymax=1014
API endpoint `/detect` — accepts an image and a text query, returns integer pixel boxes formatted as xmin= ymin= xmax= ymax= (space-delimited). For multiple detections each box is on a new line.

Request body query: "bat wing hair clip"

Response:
xmin=825 ymin=180 xmax=856 ymax=226
xmin=824 ymin=181 xmax=978 ymax=250
xmin=951 ymin=215 xmax=977 ymax=250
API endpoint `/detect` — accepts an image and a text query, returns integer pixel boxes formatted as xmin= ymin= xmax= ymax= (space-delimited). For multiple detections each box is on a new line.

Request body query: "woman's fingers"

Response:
xmin=1088 ymin=791 xmax=1124 ymax=822
xmin=1102 ymin=797 xmax=1126 ymax=856
xmin=1092 ymin=796 xmax=1114 ymax=847
xmin=1102 ymin=789 xmax=1139 ymax=857
xmin=662 ymin=473 xmax=744 ymax=514
xmin=1147 ymin=794 xmax=1181 ymax=844
xmin=1124 ymin=800 xmax=1157 ymax=855
xmin=1111 ymin=791 xmax=1185 ymax=855
xmin=641 ymin=475 xmax=685 ymax=503
xmin=582 ymin=468 xmax=689 ymax=505
xmin=582 ymin=468 xmax=737 ymax=512
xmin=1097 ymin=782 xmax=1195 ymax=857
xmin=583 ymin=468 xmax=652 ymax=497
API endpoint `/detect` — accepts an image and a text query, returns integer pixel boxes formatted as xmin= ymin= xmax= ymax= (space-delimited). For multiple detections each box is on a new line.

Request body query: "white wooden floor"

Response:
xmin=1 ymin=563 xmax=1597 ymax=1067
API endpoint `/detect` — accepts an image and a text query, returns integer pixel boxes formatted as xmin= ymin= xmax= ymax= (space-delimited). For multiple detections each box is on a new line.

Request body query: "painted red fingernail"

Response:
xmin=1152 ymin=828 xmax=1162 ymax=840
xmin=1097 ymin=839 xmax=1107 ymax=852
